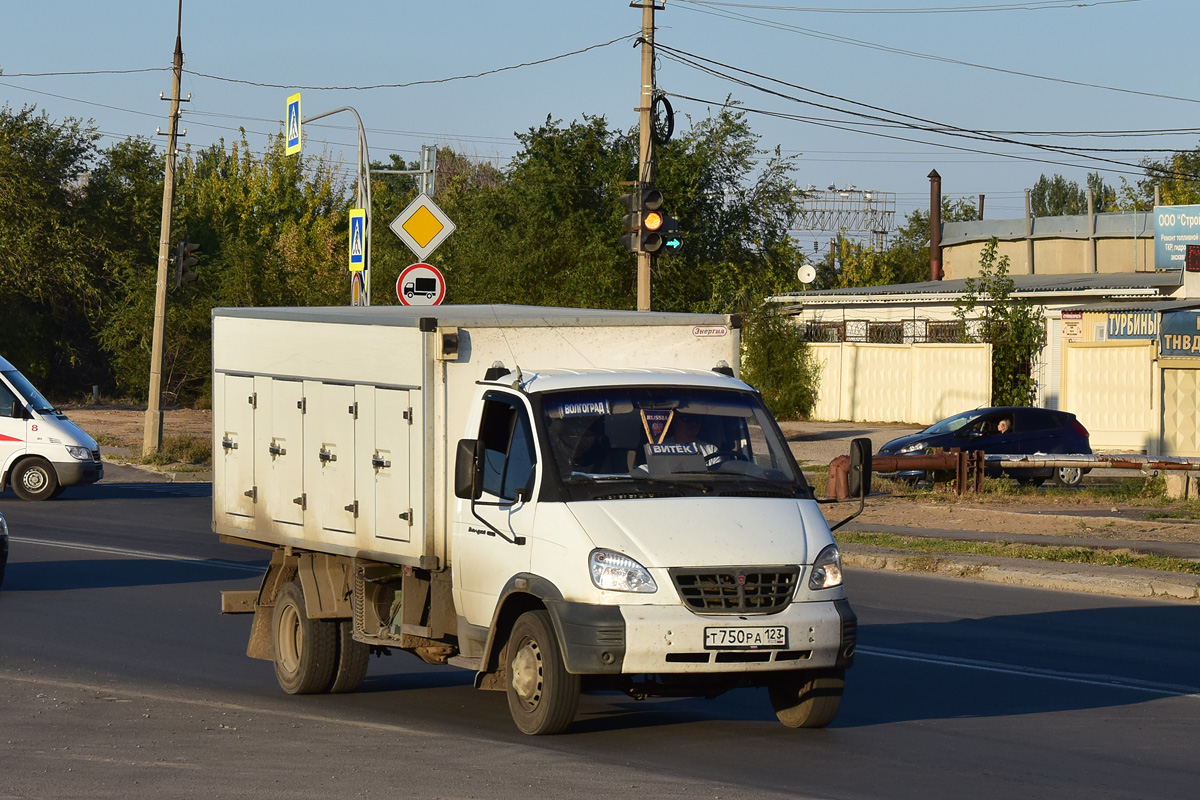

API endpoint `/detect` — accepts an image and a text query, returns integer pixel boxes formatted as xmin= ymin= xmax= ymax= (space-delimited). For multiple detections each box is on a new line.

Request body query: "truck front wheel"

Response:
xmin=12 ymin=458 xmax=59 ymax=502
xmin=768 ymin=668 xmax=845 ymax=728
xmin=506 ymin=610 xmax=580 ymax=735
xmin=271 ymin=580 xmax=337 ymax=694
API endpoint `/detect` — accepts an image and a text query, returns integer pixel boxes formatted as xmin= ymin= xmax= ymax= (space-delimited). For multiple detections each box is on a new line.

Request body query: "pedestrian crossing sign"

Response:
xmin=286 ymin=93 xmax=301 ymax=155
xmin=349 ymin=209 xmax=365 ymax=271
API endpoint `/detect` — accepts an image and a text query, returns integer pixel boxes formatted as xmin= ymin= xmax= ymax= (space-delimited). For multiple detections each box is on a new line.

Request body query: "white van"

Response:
xmin=0 ymin=356 xmax=103 ymax=501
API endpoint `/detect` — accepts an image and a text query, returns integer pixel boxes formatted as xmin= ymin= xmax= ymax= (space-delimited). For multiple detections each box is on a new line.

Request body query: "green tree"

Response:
xmin=739 ymin=303 xmax=819 ymax=419
xmin=437 ymin=106 xmax=807 ymax=313
xmin=0 ymin=105 xmax=105 ymax=389
xmin=1030 ymin=172 xmax=1116 ymax=216
xmin=99 ymin=132 xmax=351 ymax=402
xmin=1031 ymin=173 xmax=1086 ymax=216
xmin=1134 ymin=142 xmax=1200 ymax=207
xmin=895 ymin=196 xmax=977 ymax=285
xmin=954 ymin=238 xmax=1046 ymax=407
xmin=814 ymin=234 xmax=893 ymax=289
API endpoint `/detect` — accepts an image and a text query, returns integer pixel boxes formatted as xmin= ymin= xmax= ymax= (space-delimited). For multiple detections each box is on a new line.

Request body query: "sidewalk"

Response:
xmin=835 ymin=505 xmax=1200 ymax=603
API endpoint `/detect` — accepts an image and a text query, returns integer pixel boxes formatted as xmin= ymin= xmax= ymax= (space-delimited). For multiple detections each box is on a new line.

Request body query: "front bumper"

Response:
xmin=53 ymin=457 xmax=103 ymax=487
xmin=547 ymin=597 xmax=856 ymax=675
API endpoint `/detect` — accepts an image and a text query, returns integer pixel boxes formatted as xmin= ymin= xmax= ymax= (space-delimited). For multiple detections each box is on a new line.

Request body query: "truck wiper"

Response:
xmin=629 ymin=472 xmax=713 ymax=495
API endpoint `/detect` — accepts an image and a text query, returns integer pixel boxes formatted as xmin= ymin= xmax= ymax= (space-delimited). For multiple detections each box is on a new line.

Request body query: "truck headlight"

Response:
xmin=589 ymin=549 xmax=657 ymax=593
xmin=66 ymin=446 xmax=92 ymax=461
xmin=808 ymin=544 xmax=844 ymax=590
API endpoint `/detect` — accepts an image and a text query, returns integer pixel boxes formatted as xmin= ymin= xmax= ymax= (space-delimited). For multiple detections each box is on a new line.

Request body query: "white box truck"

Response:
xmin=216 ymin=305 xmax=863 ymax=734
xmin=1 ymin=355 xmax=103 ymax=501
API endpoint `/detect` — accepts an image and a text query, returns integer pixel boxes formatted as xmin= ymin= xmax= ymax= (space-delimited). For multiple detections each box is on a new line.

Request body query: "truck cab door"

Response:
xmin=452 ymin=393 xmax=537 ymax=627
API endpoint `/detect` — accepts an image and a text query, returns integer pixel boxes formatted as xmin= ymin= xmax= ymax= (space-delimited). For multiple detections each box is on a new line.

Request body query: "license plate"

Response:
xmin=703 ymin=626 xmax=788 ymax=650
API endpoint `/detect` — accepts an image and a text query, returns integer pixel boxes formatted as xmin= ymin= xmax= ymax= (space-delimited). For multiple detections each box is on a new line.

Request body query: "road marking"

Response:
xmin=0 ymin=670 xmax=440 ymax=738
xmin=9 ymin=536 xmax=263 ymax=574
xmin=860 ymin=645 xmax=1200 ymax=699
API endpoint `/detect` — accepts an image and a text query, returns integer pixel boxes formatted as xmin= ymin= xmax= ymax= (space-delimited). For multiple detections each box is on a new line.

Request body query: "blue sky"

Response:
xmin=2 ymin=0 xmax=1194 ymax=247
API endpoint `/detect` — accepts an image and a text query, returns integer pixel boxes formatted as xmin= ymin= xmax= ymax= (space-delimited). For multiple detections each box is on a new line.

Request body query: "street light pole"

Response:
xmin=305 ymin=106 xmax=372 ymax=305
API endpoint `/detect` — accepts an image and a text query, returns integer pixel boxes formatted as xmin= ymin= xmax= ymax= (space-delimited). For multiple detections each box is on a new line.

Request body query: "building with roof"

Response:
xmin=767 ymin=208 xmax=1200 ymax=455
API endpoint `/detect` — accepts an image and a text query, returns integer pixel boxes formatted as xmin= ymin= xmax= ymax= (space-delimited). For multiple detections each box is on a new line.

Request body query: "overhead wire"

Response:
xmin=181 ymin=34 xmax=635 ymax=91
xmin=671 ymin=0 xmax=1197 ymax=105
xmin=676 ymin=0 xmax=1142 ymax=14
xmin=653 ymin=42 xmax=1200 ymax=179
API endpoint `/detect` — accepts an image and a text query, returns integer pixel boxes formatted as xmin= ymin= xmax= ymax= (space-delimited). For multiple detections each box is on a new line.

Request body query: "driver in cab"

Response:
xmin=666 ymin=412 xmax=720 ymax=467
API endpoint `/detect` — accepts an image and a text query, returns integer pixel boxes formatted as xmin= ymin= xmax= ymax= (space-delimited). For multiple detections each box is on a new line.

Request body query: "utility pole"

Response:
xmin=144 ymin=0 xmax=188 ymax=456
xmin=635 ymin=1 xmax=661 ymax=311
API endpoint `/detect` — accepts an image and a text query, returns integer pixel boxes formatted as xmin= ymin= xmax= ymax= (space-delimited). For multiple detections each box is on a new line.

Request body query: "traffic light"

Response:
xmin=618 ymin=185 xmax=665 ymax=253
xmin=660 ymin=216 xmax=683 ymax=254
xmin=174 ymin=242 xmax=200 ymax=288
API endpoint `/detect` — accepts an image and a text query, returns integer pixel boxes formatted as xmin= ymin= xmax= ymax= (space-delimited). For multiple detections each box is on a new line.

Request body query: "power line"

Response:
xmin=676 ymin=0 xmax=1141 ymax=14
xmin=654 ymin=43 xmax=1200 ymax=178
xmin=182 ymin=34 xmax=635 ymax=91
xmin=672 ymin=1 xmax=1197 ymax=105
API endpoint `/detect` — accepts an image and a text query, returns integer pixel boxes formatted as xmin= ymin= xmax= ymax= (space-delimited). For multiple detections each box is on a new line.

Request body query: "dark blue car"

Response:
xmin=877 ymin=406 xmax=1092 ymax=487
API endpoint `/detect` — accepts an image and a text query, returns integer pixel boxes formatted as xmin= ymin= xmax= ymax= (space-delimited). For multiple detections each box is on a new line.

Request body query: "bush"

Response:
xmin=143 ymin=434 xmax=211 ymax=466
xmin=740 ymin=306 xmax=820 ymax=419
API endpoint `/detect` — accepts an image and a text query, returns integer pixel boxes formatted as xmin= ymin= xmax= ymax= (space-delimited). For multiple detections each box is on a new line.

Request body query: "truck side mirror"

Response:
xmin=454 ymin=438 xmax=483 ymax=500
xmin=829 ymin=437 xmax=872 ymax=533
xmin=848 ymin=437 xmax=872 ymax=498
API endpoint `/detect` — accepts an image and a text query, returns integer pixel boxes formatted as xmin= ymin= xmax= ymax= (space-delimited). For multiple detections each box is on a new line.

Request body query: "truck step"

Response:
xmin=446 ymin=656 xmax=481 ymax=671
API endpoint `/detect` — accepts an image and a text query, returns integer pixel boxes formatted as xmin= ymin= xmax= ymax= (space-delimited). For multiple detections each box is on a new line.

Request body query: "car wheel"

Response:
xmin=768 ymin=668 xmax=845 ymax=728
xmin=12 ymin=458 xmax=59 ymax=501
xmin=1054 ymin=467 xmax=1084 ymax=487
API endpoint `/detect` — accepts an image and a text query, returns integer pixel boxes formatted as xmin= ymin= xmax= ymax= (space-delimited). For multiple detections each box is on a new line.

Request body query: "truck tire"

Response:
xmin=768 ymin=668 xmax=845 ymax=729
xmin=327 ymin=619 xmax=370 ymax=694
xmin=12 ymin=457 xmax=59 ymax=502
xmin=271 ymin=580 xmax=337 ymax=694
xmin=506 ymin=610 xmax=580 ymax=735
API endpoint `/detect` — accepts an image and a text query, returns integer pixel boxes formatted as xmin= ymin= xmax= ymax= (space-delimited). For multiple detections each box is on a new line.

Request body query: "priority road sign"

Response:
xmin=286 ymin=93 xmax=301 ymax=155
xmin=389 ymin=194 xmax=455 ymax=261
xmin=396 ymin=262 xmax=446 ymax=306
xmin=348 ymin=209 xmax=365 ymax=271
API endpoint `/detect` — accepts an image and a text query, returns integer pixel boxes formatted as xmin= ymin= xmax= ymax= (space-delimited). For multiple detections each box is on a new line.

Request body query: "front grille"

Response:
xmin=669 ymin=567 xmax=800 ymax=615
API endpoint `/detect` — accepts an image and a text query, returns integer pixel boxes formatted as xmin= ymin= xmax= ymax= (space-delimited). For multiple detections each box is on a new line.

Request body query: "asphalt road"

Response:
xmin=1 ymin=479 xmax=1198 ymax=800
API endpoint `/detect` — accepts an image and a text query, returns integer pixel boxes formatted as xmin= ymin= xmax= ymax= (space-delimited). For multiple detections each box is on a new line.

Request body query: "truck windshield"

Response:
xmin=540 ymin=387 xmax=804 ymax=498
xmin=1 ymin=370 xmax=55 ymax=414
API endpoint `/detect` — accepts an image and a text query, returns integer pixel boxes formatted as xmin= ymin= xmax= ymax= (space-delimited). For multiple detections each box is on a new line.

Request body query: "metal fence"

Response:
xmin=802 ymin=318 xmax=981 ymax=345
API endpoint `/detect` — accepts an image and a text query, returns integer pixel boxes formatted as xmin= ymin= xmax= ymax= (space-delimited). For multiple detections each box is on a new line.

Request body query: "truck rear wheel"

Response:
xmin=327 ymin=620 xmax=370 ymax=693
xmin=271 ymin=580 xmax=337 ymax=694
xmin=768 ymin=668 xmax=845 ymax=729
xmin=12 ymin=458 xmax=58 ymax=502
xmin=506 ymin=610 xmax=580 ymax=735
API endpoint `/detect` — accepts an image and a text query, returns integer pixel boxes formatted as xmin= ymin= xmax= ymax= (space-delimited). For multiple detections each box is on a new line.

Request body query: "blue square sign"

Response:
xmin=286 ymin=93 xmax=301 ymax=155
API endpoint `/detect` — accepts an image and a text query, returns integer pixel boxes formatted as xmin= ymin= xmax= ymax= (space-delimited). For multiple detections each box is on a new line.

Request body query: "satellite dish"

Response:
xmin=798 ymin=264 xmax=816 ymax=284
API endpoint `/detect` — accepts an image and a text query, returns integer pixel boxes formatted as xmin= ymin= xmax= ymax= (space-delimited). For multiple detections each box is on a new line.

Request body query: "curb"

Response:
xmin=842 ymin=544 xmax=1200 ymax=603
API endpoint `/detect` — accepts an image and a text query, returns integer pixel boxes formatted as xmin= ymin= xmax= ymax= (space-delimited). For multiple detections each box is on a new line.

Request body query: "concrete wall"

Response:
xmin=810 ymin=342 xmax=991 ymax=424
xmin=944 ymin=237 xmax=1155 ymax=279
